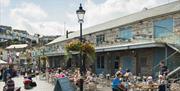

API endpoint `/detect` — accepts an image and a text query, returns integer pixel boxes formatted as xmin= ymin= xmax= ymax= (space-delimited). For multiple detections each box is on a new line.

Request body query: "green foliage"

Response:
xmin=64 ymin=50 xmax=72 ymax=63
xmin=65 ymin=39 xmax=96 ymax=66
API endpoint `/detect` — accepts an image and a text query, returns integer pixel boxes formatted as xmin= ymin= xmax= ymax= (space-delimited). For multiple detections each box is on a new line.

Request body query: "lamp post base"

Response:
xmin=79 ymin=76 xmax=84 ymax=91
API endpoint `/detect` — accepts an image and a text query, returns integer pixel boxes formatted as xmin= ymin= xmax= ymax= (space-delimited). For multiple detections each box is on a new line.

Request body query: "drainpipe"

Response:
xmin=165 ymin=46 xmax=168 ymax=65
xmin=152 ymin=23 xmax=155 ymax=41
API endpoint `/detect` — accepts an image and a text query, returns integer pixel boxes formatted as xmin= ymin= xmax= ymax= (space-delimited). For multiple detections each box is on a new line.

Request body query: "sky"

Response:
xmin=0 ymin=0 xmax=177 ymax=36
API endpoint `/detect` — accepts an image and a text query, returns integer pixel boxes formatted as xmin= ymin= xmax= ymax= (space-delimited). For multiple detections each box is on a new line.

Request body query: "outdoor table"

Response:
xmin=132 ymin=83 xmax=159 ymax=91
xmin=84 ymin=82 xmax=97 ymax=91
xmin=170 ymin=83 xmax=180 ymax=91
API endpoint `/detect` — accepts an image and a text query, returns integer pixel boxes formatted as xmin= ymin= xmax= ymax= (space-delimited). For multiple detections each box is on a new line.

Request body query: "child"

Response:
xmin=158 ymin=75 xmax=166 ymax=91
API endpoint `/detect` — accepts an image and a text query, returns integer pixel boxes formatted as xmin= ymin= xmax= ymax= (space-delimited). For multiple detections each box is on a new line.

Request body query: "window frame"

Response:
xmin=153 ymin=17 xmax=173 ymax=38
xmin=140 ymin=57 xmax=148 ymax=67
xmin=118 ymin=26 xmax=133 ymax=40
xmin=97 ymin=55 xmax=105 ymax=69
xmin=96 ymin=34 xmax=105 ymax=45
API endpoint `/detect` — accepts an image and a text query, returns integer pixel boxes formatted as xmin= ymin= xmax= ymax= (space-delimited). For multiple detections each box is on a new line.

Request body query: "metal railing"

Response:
xmin=167 ymin=66 xmax=180 ymax=79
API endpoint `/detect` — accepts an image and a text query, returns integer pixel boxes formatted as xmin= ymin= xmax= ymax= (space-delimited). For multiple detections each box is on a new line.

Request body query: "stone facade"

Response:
xmin=45 ymin=6 xmax=180 ymax=76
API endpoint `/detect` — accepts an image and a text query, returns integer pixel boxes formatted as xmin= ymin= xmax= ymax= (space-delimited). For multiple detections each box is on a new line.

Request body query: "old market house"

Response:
xmin=45 ymin=1 xmax=180 ymax=77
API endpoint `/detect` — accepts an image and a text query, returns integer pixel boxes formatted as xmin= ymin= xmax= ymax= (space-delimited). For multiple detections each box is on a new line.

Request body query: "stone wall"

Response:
xmin=46 ymin=12 xmax=180 ymax=54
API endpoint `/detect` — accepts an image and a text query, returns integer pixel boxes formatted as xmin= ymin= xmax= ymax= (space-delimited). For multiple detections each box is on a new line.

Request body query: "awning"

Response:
xmin=45 ymin=41 xmax=165 ymax=56
xmin=95 ymin=41 xmax=165 ymax=52
xmin=6 ymin=44 xmax=28 ymax=49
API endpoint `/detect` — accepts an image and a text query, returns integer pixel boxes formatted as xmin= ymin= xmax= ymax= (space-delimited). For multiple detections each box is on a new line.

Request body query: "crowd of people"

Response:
xmin=0 ymin=65 xmax=19 ymax=91
xmin=0 ymin=65 xmax=38 ymax=91
xmin=43 ymin=60 xmax=171 ymax=91
xmin=111 ymin=61 xmax=170 ymax=91
xmin=46 ymin=67 xmax=96 ymax=84
xmin=0 ymin=60 xmax=173 ymax=91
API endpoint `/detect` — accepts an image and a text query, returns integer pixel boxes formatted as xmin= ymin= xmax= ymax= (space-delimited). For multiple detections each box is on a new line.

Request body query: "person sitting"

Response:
xmin=73 ymin=69 xmax=81 ymax=86
xmin=85 ymin=72 xmax=94 ymax=83
xmin=23 ymin=76 xmax=32 ymax=89
xmin=124 ymin=69 xmax=133 ymax=82
xmin=146 ymin=76 xmax=153 ymax=85
xmin=28 ymin=75 xmax=37 ymax=87
xmin=112 ymin=72 xmax=126 ymax=91
xmin=54 ymin=71 xmax=66 ymax=78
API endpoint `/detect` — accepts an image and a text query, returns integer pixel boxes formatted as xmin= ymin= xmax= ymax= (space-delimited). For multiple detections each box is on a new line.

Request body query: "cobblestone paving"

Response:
xmin=0 ymin=76 xmax=54 ymax=91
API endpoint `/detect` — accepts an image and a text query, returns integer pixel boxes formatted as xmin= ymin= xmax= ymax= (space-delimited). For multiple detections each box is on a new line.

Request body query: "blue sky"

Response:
xmin=0 ymin=0 xmax=177 ymax=35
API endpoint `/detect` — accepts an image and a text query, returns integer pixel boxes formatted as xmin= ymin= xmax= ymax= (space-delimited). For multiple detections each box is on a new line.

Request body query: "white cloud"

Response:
xmin=84 ymin=0 xmax=158 ymax=27
xmin=11 ymin=2 xmax=47 ymax=20
xmin=10 ymin=2 xmax=64 ymax=36
xmin=9 ymin=0 xmax=178 ymax=36
xmin=67 ymin=0 xmax=177 ymax=28
xmin=11 ymin=18 xmax=65 ymax=36
xmin=0 ymin=0 xmax=10 ymax=7
xmin=30 ymin=21 xmax=64 ymax=35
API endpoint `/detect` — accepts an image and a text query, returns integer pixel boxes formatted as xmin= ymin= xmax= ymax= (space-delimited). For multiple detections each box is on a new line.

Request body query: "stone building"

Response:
xmin=0 ymin=25 xmax=13 ymax=42
xmin=45 ymin=1 xmax=180 ymax=76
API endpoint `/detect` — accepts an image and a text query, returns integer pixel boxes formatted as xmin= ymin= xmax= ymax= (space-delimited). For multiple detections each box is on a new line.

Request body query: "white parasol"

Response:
xmin=0 ymin=59 xmax=7 ymax=64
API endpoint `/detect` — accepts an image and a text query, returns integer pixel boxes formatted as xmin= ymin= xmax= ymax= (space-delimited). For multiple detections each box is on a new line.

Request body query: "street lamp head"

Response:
xmin=76 ymin=3 xmax=85 ymax=23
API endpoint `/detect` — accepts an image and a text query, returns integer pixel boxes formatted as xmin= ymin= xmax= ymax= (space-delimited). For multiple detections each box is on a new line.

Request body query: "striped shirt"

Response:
xmin=6 ymin=79 xmax=15 ymax=91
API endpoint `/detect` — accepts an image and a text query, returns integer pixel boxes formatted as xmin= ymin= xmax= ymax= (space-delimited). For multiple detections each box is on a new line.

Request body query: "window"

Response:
xmin=96 ymin=34 xmax=105 ymax=45
xmin=114 ymin=56 xmax=120 ymax=69
xmin=114 ymin=61 xmax=119 ymax=69
xmin=140 ymin=57 xmax=148 ymax=67
xmin=97 ymin=55 xmax=105 ymax=68
xmin=118 ymin=27 xmax=133 ymax=40
xmin=153 ymin=18 xmax=173 ymax=38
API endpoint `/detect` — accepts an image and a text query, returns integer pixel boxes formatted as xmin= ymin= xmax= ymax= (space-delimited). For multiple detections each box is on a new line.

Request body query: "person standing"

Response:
xmin=159 ymin=61 xmax=169 ymax=91
xmin=159 ymin=61 xmax=169 ymax=76
xmin=3 ymin=67 xmax=8 ymax=83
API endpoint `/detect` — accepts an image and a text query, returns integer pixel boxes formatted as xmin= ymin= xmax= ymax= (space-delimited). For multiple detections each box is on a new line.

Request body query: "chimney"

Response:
xmin=66 ymin=30 xmax=68 ymax=38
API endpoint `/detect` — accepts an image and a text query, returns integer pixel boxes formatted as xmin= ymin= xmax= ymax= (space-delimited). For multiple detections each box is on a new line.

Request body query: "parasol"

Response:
xmin=0 ymin=59 xmax=7 ymax=64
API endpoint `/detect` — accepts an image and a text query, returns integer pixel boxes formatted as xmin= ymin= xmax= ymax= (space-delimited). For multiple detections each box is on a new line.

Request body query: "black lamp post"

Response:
xmin=76 ymin=3 xmax=85 ymax=91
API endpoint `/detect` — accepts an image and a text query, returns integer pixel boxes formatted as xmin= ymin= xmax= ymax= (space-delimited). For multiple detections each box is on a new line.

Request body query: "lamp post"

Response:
xmin=76 ymin=3 xmax=85 ymax=91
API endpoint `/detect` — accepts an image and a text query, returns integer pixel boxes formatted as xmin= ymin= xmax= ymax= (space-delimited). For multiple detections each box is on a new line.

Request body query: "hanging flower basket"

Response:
xmin=82 ymin=42 xmax=95 ymax=55
xmin=65 ymin=39 xmax=82 ymax=51
xmin=65 ymin=39 xmax=96 ymax=62
xmin=65 ymin=39 xmax=95 ymax=54
xmin=40 ymin=56 xmax=48 ymax=61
